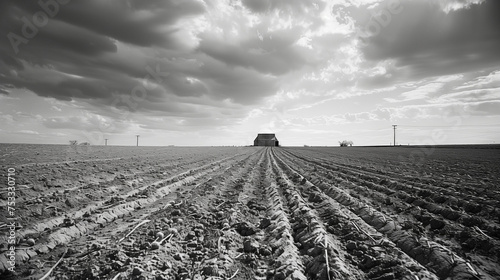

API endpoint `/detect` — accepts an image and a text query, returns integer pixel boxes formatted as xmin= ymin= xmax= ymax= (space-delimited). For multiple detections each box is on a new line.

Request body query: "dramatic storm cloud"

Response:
xmin=0 ymin=0 xmax=499 ymax=146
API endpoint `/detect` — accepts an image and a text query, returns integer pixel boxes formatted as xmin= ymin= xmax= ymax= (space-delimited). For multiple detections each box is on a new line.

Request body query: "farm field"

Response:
xmin=1 ymin=144 xmax=499 ymax=280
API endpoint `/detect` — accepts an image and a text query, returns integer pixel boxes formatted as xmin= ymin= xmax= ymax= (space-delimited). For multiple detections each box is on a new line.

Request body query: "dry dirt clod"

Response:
xmin=26 ymin=238 xmax=36 ymax=246
xmin=168 ymin=228 xmax=179 ymax=236
xmin=234 ymin=221 xmax=257 ymax=236
xmin=243 ymin=238 xmax=260 ymax=253
xmin=151 ymin=241 xmax=160 ymax=250
xmin=346 ymin=240 xmax=357 ymax=251
xmin=173 ymin=253 xmax=188 ymax=261
xmin=259 ymin=245 xmax=272 ymax=256
xmin=185 ymin=231 xmax=196 ymax=240
xmin=202 ymin=264 xmax=223 ymax=277
xmin=132 ymin=267 xmax=144 ymax=276
xmin=259 ymin=218 xmax=271 ymax=229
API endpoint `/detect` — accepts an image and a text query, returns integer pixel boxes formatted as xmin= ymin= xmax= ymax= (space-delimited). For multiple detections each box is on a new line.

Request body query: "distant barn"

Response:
xmin=254 ymin=133 xmax=279 ymax=146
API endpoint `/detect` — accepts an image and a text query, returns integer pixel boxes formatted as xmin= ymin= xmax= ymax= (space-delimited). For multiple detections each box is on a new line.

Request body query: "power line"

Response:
xmin=400 ymin=124 xmax=500 ymax=128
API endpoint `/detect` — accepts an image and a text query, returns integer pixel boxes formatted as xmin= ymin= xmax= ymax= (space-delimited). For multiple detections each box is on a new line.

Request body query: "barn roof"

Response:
xmin=255 ymin=133 xmax=277 ymax=140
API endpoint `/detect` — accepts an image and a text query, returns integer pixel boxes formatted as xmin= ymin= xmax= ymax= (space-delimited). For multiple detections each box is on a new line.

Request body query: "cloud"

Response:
xmin=303 ymin=99 xmax=500 ymax=126
xmin=359 ymin=0 xmax=500 ymax=79
xmin=0 ymin=0 xmax=284 ymax=129
xmin=1 ymin=0 xmax=499 ymax=146
xmin=17 ymin=130 xmax=39 ymax=135
xmin=468 ymin=100 xmax=500 ymax=116
xmin=241 ymin=0 xmax=323 ymax=16
xmin=187 ymin=55 xmax=280 ymax=104
xmin=385 ymin=82 xmax=443 ymax=103
xmin=0 ymin=0 xmax=208 ymax=100
xmin=198 ymin=28 xmax=311 ymax=75
xmin=437 ymin=0 xmax=486 ymax=13
xmin=432 ymin=88 xmax=500 ymax=104
xmin=373 ymin=107 xmax=391 ymax=120
xmin=455 ymin=70 xmax=500 ymax=90
xmin=383 ymin=74 xmax=464 ymax=103
xmin=43 ymin=113 xmax=130 ymax=133
xmin=387 ymin=100 xmax=500 ymax=120
xmin=2 ymin=0 xmax=205 ymax=50
xmin=0 ymin=114 xmax=14 ymax=125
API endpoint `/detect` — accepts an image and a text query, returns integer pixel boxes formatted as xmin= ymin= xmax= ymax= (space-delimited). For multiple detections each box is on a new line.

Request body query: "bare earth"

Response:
xmin=1 ymin=144 xmax=499 ymax=280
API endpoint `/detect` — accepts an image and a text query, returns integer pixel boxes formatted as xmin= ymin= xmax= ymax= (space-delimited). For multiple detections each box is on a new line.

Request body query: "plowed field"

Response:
xmin=1 ymin=144 xmax=499 ymax=280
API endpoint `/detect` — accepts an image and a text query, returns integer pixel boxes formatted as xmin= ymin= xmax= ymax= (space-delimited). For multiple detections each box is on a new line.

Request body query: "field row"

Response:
xmin=0 ymin=146 xmax=498 ymax=279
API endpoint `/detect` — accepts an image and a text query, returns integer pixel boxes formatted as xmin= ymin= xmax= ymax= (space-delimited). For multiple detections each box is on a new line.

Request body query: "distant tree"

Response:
xmin=339 ymin=140 xmax=353 ymax=147
xmin=69 ymin=140 xmax=78 ymax=145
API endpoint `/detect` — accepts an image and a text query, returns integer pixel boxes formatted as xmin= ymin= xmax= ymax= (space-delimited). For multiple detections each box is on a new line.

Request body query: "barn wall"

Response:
xmin=254 ymin=140 xmax=277 ymax=146
xmin=254 ymin=134 xmax=279 ymax=146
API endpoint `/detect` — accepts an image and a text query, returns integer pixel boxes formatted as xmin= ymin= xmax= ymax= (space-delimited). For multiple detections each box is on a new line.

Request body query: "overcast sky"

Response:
xmin=1 ymin=0 xmax=499 ymax=146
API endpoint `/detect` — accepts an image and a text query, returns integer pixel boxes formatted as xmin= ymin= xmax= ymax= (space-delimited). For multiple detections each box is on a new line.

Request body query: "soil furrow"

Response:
xmin=272 ymin=149 xmax=440 ymax=280
xmin=278 ymin=148 xmax=500 ymax=278
xmin=273 ymin=148 xmax=495 ymax=280
xmin=0 ymin=150 xmax=259 ymax=276
xmin=281 ymin=148 xmax=500 ymax=213
xmin=2 ymin=145 xmax=498 ymax=280
xmin=270 ymin=149 xmax=363 ymax=279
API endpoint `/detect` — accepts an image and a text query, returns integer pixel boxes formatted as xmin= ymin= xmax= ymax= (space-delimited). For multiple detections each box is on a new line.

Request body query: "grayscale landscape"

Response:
xmin=1 ymin=0 xmax=499 ymax=279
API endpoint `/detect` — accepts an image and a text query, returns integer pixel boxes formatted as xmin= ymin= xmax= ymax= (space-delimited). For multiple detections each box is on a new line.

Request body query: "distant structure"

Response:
xmin=339 ymin=140 xmax=353 ymax=147
xmin=392 ymin=124 xmax=397 ymax=146
xmin=69 ymin=140 xmax=90 ymax=146
xmin=254 ymin=133 xmax=279 ymax=146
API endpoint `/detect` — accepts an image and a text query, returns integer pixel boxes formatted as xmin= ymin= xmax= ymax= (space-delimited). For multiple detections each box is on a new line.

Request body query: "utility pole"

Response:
xmin=105 ymin=139 xmax=108 ymax=146
xmin=136 ymin=135 xmax=139 ymax=146
xmin=392 ymin=125 xmax=397 ymax=146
